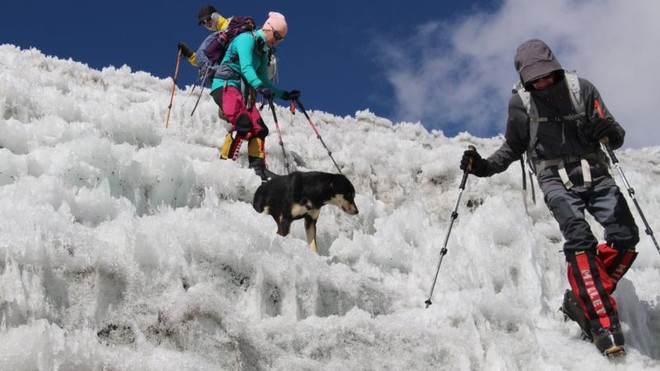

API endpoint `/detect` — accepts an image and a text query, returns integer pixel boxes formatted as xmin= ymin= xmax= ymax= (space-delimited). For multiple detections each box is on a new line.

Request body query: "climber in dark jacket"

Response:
xmin=460 ymin=38 xmax=639 ymax=357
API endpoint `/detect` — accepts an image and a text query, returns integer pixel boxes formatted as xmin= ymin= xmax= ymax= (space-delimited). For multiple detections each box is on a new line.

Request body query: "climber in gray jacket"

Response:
xmin=460 ymin=38 xmax=639 ymax=357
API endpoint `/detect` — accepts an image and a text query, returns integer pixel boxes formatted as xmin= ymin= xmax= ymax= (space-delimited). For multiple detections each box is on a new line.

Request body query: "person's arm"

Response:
xmin=188 ymin=53 xmax=197 ymax=67
xmin=486 ymin=94 xmax=529 ymax=175
xmin=581 ymin=78 xmax=625 ymax=149
xmin=177 ymin=42 xmax=197 ymax=67
xmin=234 ymin=33 xmax=282 ymax=97
xmin=255 ymin=52 xmax=283 ymax=98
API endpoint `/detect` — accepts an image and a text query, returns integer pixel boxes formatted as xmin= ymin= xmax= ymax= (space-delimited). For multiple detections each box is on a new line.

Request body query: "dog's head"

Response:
xmin=327 ymin=174 xmax=359 ymax=215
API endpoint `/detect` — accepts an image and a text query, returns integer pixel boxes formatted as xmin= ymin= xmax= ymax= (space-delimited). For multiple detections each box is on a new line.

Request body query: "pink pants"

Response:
xmin=221 ymin=86 xmax=264 ymax=135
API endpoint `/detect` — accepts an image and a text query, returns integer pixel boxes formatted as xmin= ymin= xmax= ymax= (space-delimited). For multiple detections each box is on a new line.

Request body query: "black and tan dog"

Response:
xmin=252 ymin=171 xmax=359 ymax=253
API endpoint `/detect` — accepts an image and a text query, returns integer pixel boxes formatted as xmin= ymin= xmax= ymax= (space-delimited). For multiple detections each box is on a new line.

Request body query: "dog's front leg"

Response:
xmin=304 ymin=214 xmax=319 ymax=254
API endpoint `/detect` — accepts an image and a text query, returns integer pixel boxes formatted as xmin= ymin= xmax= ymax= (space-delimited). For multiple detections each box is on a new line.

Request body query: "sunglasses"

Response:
xmin=199 ymin=16 xmax=212 ymax=26
xmin=268 ymin=23 xmax=284 ymax=41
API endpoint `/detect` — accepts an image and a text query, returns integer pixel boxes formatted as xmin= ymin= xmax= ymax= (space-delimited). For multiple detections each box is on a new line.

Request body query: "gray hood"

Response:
xmin=514 ymin=39 xmax=563 ymax=89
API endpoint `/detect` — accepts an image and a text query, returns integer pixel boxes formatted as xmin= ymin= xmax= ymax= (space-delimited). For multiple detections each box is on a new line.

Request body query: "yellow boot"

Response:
xmin=248 ymin=138 xmax=277 ymax=181
xmin=220 ymin=132 xmax=245 ymax=160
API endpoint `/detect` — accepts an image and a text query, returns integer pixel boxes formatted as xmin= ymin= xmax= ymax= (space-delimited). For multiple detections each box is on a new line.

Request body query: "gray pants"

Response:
xmin=544 ymin=177 xmax=639 ymax=256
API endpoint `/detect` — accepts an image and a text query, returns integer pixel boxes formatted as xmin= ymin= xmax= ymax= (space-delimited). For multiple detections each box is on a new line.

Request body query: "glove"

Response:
xmin=281 ymin=90 xmax=300 ymax=101
xmin=258 ymin=86 xmax=274 ymax=100
xmin=177 ymin=42 xmax=192 ymax=59
xmin=460 ymin=148 xmax=489 ymax=177
xmin=585 ymin=117 xmax=619 ymax=143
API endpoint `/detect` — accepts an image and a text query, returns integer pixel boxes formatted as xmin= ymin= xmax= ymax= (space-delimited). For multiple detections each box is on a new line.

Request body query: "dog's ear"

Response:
xmin=335 ymin=174 xmax=352 ymax=187
xmin=329 ymin=174 xmax=347 ymax=188
xmin=338 ymin=175 xmax=356 ymax=199
xmin=328 ymin=180 xmax=342 ymax=192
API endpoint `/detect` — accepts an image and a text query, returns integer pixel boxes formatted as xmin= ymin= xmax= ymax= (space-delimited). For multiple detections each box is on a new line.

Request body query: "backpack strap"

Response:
xmin=513 ymin=81 xmax=538 ymax=153
xmin=535 ymin=153 xmax=602 ymax=189
xmin=564 ymin=71 xmax=585 ymax=120
xmin=513 ymin=80 xmax=541 ymax=177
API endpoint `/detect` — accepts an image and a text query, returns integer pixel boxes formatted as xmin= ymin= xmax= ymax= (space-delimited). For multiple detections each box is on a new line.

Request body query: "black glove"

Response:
xmin=177 ymin=42 xmax=193 ymax=59
xmin=281 ymin=90 xmax=300 ymax=101
xmin=258 ymin=86 xmax=274 ymax=100
xmin=585 ymin=117 xmax=619 ymax=143
xmin=460 ymin=148 xmax=489 ymax=177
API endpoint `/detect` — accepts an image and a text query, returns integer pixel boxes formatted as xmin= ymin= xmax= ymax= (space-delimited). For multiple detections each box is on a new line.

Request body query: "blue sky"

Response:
xmin=1 ymin=1 xmax=493 ymax=129
xmin=3 ymin=0 xmax=659 ymax=148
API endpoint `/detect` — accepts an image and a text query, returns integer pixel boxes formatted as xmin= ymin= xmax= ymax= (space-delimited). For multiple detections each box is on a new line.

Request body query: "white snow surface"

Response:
xmin=0 ymin=44 xmax=659 ymax=370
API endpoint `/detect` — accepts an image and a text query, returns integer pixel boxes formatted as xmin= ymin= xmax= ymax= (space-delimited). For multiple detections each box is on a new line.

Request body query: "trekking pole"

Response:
xmin=528 ymin=166 xmax=536 ymax=204
xmin=593 ymin=100 xmax=659 ymax=254
xmin=182 ymin=74 xmax=204 ymax=110
xmin=425 ymin=145 xmax=475 ymax=308
xmin=520 ymin=158 xmax=528 ymax=213
xmin=182 ymin=83 xmax=198 ymax=112
xmin=164 ymin=49 xmax=182 ymax=129
xmin=294 ymin=98 xmax=343 ymax=175
xmin=190 ymin=85 xmax=206 ymax=116
xmin=522 ymin=155 xmax=536 ymax=205
xmin=267 ymin=98 xmax=291 ymax=174
xmin=604 ymin=143 xmax=659 ymax=253
xmin=520 ymin=156 xmax=537 ymax=215
xmin=190 ymin=66 xmax=212 ymax=117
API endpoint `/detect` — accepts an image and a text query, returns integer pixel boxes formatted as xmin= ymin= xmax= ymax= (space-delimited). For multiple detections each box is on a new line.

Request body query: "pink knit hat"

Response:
xmin=262 ymin=11 xmax=288 ymax=37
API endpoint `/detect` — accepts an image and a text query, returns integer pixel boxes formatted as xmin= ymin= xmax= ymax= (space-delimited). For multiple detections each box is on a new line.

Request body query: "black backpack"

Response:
xmin=195 ymin=16 xmax=255 ymax=85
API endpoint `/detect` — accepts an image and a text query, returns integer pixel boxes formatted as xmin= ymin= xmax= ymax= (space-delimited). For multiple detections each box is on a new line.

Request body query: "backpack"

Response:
xmin=195 ymin=16 xmax=256 ymax=86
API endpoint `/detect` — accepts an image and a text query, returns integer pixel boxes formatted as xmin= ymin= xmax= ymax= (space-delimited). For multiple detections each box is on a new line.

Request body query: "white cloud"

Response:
xmin=378 ymin=0 xmax=660 ymax=148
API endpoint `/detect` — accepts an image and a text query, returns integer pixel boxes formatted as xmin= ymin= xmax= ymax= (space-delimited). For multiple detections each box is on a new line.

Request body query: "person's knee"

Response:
xmin=621 ymin=223 xmax=640 ymax=249
xmin=609 ymin=237 xmax=639 ymax=251
xmin=234 ymin=114 xmax=253 ymax=136
xmin=256 ymin=118 xmax=269 ymax=139
xmin=605 ymin=223 xmax=640 ymax=250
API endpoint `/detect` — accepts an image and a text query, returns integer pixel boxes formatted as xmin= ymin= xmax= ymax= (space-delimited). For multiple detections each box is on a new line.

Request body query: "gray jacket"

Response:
xmin=484 ymin=40 xmax=625 ymax=193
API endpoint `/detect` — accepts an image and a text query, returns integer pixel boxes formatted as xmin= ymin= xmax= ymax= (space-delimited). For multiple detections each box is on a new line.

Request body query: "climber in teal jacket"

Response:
xmin=210 ymin=11 xmax=300 ymax=182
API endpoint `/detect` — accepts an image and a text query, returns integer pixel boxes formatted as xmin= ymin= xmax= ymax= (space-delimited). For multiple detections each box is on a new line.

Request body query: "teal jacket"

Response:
xmin=211 ymin=30 xmax=282 ymax=97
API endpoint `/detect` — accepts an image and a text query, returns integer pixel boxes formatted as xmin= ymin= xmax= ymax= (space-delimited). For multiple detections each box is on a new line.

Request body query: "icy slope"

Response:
xmin=1 ymin=44 xmax=659 ymax=370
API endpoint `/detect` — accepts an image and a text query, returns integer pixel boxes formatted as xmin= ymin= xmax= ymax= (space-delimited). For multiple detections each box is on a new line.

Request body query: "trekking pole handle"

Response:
xmin=459 ymin=145 xmax=476 ymax=189
xmin=294 ymin=97 xmax=306 ymax=113
xmin=603 ymin=142 xmax=620 ymax=165
xmin=593 ymin=100 xmax=617 ymax=161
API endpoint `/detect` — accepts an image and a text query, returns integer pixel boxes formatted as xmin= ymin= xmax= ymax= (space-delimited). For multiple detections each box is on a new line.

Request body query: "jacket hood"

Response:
xmin=514 ymin=39 xmax=563 ymax=89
